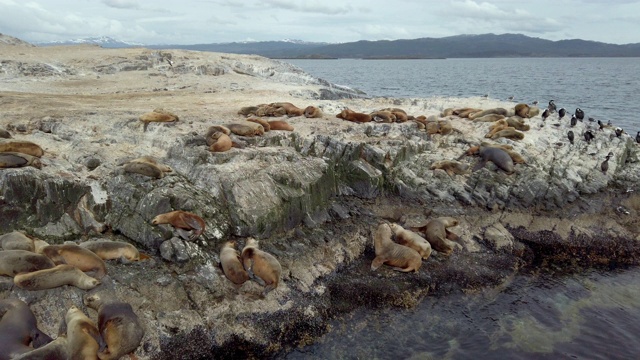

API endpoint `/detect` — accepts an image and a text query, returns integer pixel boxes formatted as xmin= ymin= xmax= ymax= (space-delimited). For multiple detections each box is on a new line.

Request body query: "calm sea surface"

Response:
xmin=283 ymin=58 xmax=640 ymax=359
xmin=287 ymin=58 xmax=640 ymax=132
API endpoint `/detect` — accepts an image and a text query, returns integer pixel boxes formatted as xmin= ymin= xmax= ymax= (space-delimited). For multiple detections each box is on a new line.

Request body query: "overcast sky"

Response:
xmin=1 ymin=0 xmax=639 ymax=45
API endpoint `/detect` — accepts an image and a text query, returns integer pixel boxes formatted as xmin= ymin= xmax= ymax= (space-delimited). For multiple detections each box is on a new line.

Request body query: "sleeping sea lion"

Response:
xmin=0 ymin=250 xmax=55 ymax=277
xmin=139 ymin=108 xmax=178 ymax=132
xmin=304 ymin=106 xmax=323 ymax=118
xmin=79 ymin=240 xmax=148 ymax=263
xmin=151 ymin=210 xmax=205 ymax=241
xmin=65 ymin=306 xmax=101 ymax=360
xmin=220 ymin=241 xmax=249 ymax=285
xmin=371 ymin=223 xmax=421 ymax=272
xmin=0 ymin=152 xmax=42 ymax=169
xmin=389 ymin=223 xmax=432 ymax=260
xmin=13 ymin=264 xmax=100 ymax=290
xmin=41 ymin=244 xmax=107 ymax=279
xmin=0 ymin=140 xmax=44 ymax=157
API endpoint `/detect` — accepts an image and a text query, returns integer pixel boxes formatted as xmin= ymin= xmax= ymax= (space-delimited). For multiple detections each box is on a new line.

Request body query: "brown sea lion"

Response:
xmin=430 ymin=160 xmax=469 ymax=176
xmin=257 ymin=105 xmax=287 ymax=117
xmin=336 ymin=109 xmax=371 ymax=123
xmin=220 ymin=241 xmax=249 ymax=285
xmin=246 ymin=117 xmax=271 ymax=132
xmin=506 ymin=117 xmax=531 ymax=131
xmin=472 ymin=146 xmax=515 ymax=174
xmin=84 ymin=293 xmax=145 ymax=360
xmin=453 ymin=108 xmax=483 ymax=118
xmin=371 ymin=223 xmax=421 ymax=272
xmin=151 ymin=210 xmax=205 ymax=241
xmin=0 ymin=152 xmax=42 ymax=169
xmin=241 ymin=238 xmax=282 ymax=295
xmin=224 ymin=122 xmax=264 ymax=136
xmin=41 ymin=244 xmax=107 ymax=279
xmin=271 ymin=102 xmax=304 ymax=117
xmin=527 ymin=106 xmax=540 ymax=118
xmin=65 ymin=306 xmax=101 ymax=360
xmin=0 ymin=140 xmax=44 ymax=157
xmin=130 ymin=156 xmax=172 ymax=173
xmin=79 ymin=240 xmax=149 ymax=263
xmin=468 ymin=108 xmax=508 ymax=120
xmin=388 ymin=223 xmax=432 ymax=260
xmin=370 ymin=110 xmax=396 ymax=123
xmin=268 ymin=120 xmax=294 ymax=131
xmin=206 ymin=125 xmax=231 ymax=136
xmin=0 ymin=250 xmax=55 ymax=277
xmin=514 ymin=103 xmax=530 ymax=118
xmin=303 ymin=106 xmax=323 ymax=118
xmin=0 ymin=299 xmax=53 ymax=359
xmin=238 ymin=106 xmax=259 ymax=116
xmin=12 ymin=335 xmax=69 ymax=360
xmin=13 ymin=264 xmax=100 ymax=290
xmin=0 ymin=231 xmax=35 ymax=251
xmin=438 ymin=120 xmax=453 ymax=135
xmin=485 ymin=124 xmax=512 ymax=139
xmin=473 ymin=114 xmax=506 ymax=122
xmin=208 ymin=132 xmax=232 ymax=152
xmin=441 ymin=108 xmax=454 ymax=117
xmin=413 ymin=217 xmax=460 ymax=256
xmin=491 ymin=128 xmax=525 ymax=140
xmin=123 ymin=157 xmax=165 ymax=179
xmin=139 ymin=108 xmax=178 ymax=132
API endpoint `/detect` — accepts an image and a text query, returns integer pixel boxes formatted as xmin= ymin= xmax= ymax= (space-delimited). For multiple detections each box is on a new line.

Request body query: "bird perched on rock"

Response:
xmin=584 ymin=129 xmax=595 ymax=143
xmin=601 ymin=153 xmax=613 ymax=173
xmin=575 ymin=108 xmax=585 ymax=121
xmin=532 ymin=100 xmax=539 ymax=106
xmin=567 ymin=131 xmax=574 ymax=145
xmin=548 ymin=100 xmax=557 ymax=113
xmin=571 ymin=114 xmax=577 ymax=127
xmin=636 ymin=131 xmax=640 ymax=143
xmin=615 ymin=127 xmax=624 ymax=138
xmin=507 ymin=96 xmax=514 ymax=101
xmin=541 ymin=108 xmax=550 ymax=121
xmin=588 ymin=117 xmax=595 ymax=122
xmin=558 ymin=108 xmax=566 ymax=120
xmin=598 ymin=120 xmax=605 ymax=131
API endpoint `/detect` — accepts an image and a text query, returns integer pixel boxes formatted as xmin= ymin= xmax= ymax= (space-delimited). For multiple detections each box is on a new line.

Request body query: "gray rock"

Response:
xmin=483 ymin=223 xmax=514 ymax=250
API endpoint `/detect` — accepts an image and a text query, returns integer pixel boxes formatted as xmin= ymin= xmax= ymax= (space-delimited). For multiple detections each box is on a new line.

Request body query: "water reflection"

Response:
xmin=285 ymin=268 xmax=640 ymax=359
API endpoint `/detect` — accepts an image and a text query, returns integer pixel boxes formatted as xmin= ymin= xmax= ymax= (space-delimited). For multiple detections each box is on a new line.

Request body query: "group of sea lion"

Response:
xmin=335 ymin=107 xmax=457 ymax=136
xmin=0 ymin=138 xmax=45 ymax=169
xmin=219 ymin=238 xmax=282 ymax=295
xmin=441 ymin=103 xmax=538 ymax=141
xmin=238 ymin=102 xmax=323 ymax=119
xmin=372 ymin=218 xmax=461 ymax=272
xmin=0 ymin=231 xmax=147 ymax=359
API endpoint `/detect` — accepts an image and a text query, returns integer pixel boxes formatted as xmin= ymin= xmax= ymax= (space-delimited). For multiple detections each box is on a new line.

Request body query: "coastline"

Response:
xmin=0 ymin=42 xmax=639 ymax=359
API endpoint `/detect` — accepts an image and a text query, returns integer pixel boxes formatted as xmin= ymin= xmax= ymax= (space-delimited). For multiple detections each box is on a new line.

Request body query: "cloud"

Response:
xmin=258 ymin=0 xmax=353 ymax=15
xmin=102 ymin=0 xmax=139 ymax=9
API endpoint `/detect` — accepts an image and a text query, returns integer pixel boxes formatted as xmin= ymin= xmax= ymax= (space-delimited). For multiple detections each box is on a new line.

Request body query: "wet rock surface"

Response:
xmin=0 ymin=41 xmax=639 ymax=359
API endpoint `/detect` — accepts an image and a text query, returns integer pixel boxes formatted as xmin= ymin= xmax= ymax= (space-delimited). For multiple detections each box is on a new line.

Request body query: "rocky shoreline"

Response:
xmin=1 ymin=37 xmax=639 ymax=359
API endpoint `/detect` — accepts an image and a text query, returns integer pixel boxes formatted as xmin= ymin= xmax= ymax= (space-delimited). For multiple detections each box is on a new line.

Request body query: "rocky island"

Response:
xmin=1 ymin=34 xmax=639 ymax=359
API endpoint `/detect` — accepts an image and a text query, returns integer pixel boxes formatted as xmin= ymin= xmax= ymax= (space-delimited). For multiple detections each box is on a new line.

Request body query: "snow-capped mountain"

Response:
xmin=36 ymin=36 xmax=143 ymax=48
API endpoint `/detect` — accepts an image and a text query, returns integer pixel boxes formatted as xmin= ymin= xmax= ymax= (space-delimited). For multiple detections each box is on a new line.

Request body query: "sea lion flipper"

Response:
xmin=371 ymin=256 xmax=385 ymax=271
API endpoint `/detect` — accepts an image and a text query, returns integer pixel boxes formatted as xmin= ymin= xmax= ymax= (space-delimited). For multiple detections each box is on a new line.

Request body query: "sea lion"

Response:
xmin=438 ymin=120 xmax=453 ymax=135
xmin=270 ymin=102 xmax=304 ymax=117
xmin=65 ymin=306 xmax=101 ymax=360
xmin=224 ymin=122 xmax=264 ymax=136
xmin=425 ymin=121 xmax=440 ymax=135
xmin=485 ymin=124 xmax=511 ymax=139
xmin=139 ymin=108 xmax=179 ymax=132
xmin=79 ymin=240 xmax=148 ymax=263
xmin=123 ymin=159 xmax=164 ymax=179
xmin=0 ymin=128 xmax=11 ymax=139
xmin=238 ymin=106 xmax=259 ymax=116
xmin=241 ymin=237 xmax=282 ymax=294
xmin=0 ymin=250 xmax=55 ymax=277
xmin=0 ymin=231 xmax=35 ymax=251
xmin=206 ymin=125 xmax=231 ymax=136
xmin=130 ymin=156 xmax=172 ymax=173
xmin=41 ymin=244 xmax=107 ymax=279
xmin=413 ymin=217 xmax=460 ymax=256
xmin=84 ymin=293 xmax=145 ymax=360
xmin=472 ymin=146 xmax=515 ymax=174
xmin=441 ymin=108 xmax=454 ymax=117
xmin=303 ymin=106 xmax=323 ymax=118
xmin=491 ymin=128 xmax=525 ymax=140
xmin=527 ymin=106 xmax=540 ymax=118
xmin=430 ymin=160 xmax=469 ymax=176
xmin=468 ymin=108 xmax=508 ymax=120
xmin=256 ymin=105 xmax=287 ymax=117
xmin=473 ymin=114 xmax=506 ymax=122
xmin=0 ymin=152 xmax=42 ymax=169
xmin=0 ymin=299 xmax=53 ymax=359
xmin=453 ymin=108 xmax=482 ymax=118
xmin=268 ymin=120 xmax=294 ymax=131
xmin=505 ymin=117 xmax=531 ymax=131
xmin=246 ymin=117 xmax=271 ymax=132
xmin=474 ymin=143 xmax=526 ymax=164
xmin=514 ymin=103 xmax=530 ymax=118
xmin=11 ymin=335 xmax=68 ymax=360
xmin=208 ymin=132 xmax=232 ymax=152
xmin=388 ymin=223 xmax=432 ymax=260
xmin=381 ymin=108 xmax=408 ymax=122
xmin=336 ymin=109 xmax=371 ymax=123
xmin=0 ymin=140 xmax=44 ymax=157
xmin=371 ymin=223 xmax=421 ymax=272
xmin=13 ymin=264 xmax=100 ymax=290
xmin=151 ymin=210 xmax=205 ymax=241
xmin=370 ymin=110 xmax=396 ymax=123
xmin=220 ymin=240 xmax=250 ymax=285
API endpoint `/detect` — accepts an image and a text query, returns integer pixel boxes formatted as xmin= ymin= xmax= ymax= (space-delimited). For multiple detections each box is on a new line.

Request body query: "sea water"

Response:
xmin=287 ymin=58 xmax=640 ymax=133
xmin=282 ymin=58 xmax=640 ymax=359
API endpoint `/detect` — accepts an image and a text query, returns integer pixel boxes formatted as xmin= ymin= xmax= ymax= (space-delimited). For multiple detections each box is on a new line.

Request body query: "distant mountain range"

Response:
xmin=34 ymin=33 xmax=640 ymax=58
xmin=35 ymin=36 xmax=143 ymax=48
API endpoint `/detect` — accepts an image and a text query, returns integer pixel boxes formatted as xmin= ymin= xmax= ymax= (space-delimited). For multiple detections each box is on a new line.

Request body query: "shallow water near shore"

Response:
xmin=285 ymin=267 xmax=640 ymax=359
xmin=287 ymin=58 xmax=640 ymax=133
